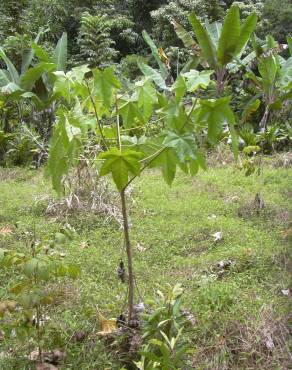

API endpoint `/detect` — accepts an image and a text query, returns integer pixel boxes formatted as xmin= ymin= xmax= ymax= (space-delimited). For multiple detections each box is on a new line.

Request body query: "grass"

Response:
xmin=0 ymin=162 xmax=291 ymax=369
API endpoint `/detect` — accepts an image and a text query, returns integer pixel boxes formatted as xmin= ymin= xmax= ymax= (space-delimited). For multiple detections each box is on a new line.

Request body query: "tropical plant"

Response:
xmin=0 ymin=228 xmax=79 ymax=364
xmin=173 ymin=5 xmax=257 ymax=95
xmin=77 ymin=12 xmax=118 ymax=67
xmin=135 ymin=284 xmax=190 ymax=369
xmin=46 ymin=54 xmax=238 ymax=325
xmin=0 ymin=31 xmax=68 ymax=151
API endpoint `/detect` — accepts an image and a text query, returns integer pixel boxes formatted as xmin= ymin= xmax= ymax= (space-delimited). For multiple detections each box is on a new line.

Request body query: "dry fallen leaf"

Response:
xmin=0 ymin=226 xmax=13 ymax=236
xmin=97 ymin=314 xmax=117 ymax=336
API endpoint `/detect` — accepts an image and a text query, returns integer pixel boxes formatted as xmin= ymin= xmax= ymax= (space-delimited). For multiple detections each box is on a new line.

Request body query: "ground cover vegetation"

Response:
xmin=0 ymin=0 xmax=291 ymax=369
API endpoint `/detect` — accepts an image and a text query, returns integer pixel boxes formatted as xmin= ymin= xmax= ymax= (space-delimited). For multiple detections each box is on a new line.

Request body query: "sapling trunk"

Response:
xmin=120 ymin=188 xmax=134 ymax=322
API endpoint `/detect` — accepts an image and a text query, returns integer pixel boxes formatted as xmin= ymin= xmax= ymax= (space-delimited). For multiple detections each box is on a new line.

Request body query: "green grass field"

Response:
xmin=0 ymin=163 xmax=291 ymax=369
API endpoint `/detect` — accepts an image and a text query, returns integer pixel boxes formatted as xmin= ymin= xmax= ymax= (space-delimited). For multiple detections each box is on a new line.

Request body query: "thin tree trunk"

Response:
xmin=259 ymin=105 xmax=269 ymax=132
xmin=120 ymin=188 xmax=134 ymax=322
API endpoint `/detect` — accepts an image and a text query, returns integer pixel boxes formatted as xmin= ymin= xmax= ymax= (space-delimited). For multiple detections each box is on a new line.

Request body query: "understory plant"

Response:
xmin=135 ymin=284 xmax=191 ymax=370
xmin=0 ymin=229 xmax=79 ymax=364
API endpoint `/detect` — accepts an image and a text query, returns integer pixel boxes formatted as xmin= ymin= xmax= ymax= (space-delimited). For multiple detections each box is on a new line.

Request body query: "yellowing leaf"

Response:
xmin=97 ymin=313 xmax=117 ymax=336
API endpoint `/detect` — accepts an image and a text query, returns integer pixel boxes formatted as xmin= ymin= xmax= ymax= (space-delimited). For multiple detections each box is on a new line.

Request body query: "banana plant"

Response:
xmin=173 ymin=6 xmax=257 ymax=95
xmin=0 ymin=32 xmax=67 ymax=112
xmin=245 ymin=44 xmax=292 ymax=131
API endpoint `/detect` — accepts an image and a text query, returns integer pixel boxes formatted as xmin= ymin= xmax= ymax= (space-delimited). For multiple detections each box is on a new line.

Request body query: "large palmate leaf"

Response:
xmin=47 ymin=111 xmax=83 ymax=193
xmin=118 ymin=99 xmax=145 ymax=128
xmin=188 ymin=13 xmax=217 ymax=67
xmin=198 ymin=96 xmax=238 ymax=157
xmin=235 ymin=12 xmax=257 ymax=56
xmin=54 ymin=32 xmax=67 ymax=71
xmin=182 ymin=69 xmax=213 ymax=92
xmin=20 ymin=62 xmax=56 ymax=91
xmin=137 ymin=61 xmax=167 ymax=90
xmin=150 ymin=147 xmax=178 ymax=185
xmin=163 ymin=131 xmax=197 ymax=163
xmin=135 ymin=78 xmax=157 ymax=120
xmin=0 ymin=47 xmax=20 ymax=85
xmin=142 ymin=31 xmax=169 ymax=79
xmin=93 ymin=67 xmax=121 ymax=113
xmin=53 ymin=71 xmax=72 ymax=103
xmin=164 ymin=102 xmax=188 ymax=131
xmin=217 ymin=6 xmax=240 ymax=65
xmin=99 ymin=148 xmax=144 ymax=191
xmin=171 ymin=75 xmax=187 ymax=101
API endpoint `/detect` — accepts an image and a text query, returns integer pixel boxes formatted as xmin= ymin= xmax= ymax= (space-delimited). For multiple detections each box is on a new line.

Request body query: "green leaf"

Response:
xmin=151 ymin=148 xmax=178 ymax=185
xmin=23 ymin=258 xmax=39 ymax=277
xmin=163 ymin=131 xmax=197 ymax=163
xmin=198 ymin=97 xmax=237 ymax=151
xmin=118 ymin=99 xmax=145 ymax=129
xmin=99 ymin=148 xmax=144 ymax=191
xmin=279 ymin=57 xmax=292 ymax=90
xmin=205 ymin=21 xmax=222 ymax=48
xmin=258 ymin=55 xmax=278 ymax=95
xmin=21 ymin=28 xmax=44 ymax=74
xmin=137 ymin=61 xmax=167 ymax=90
xmin=20 ymin=62 xmax=56 ymax=91
xmin=47 ymin=111 xmax=82 ymax=193
xmin=164 ymin=102 xmax=188 ymax=131
xmin=171 ymin=75 xmax=187 ymax=101
xmin=31 ymin=43 xmax=53 ymax=63
xmin=188 ymin=13 xmax=217 ymax=67
xmin=0 ymin=47 xmax=20 ymax=85
xmin=287 ymin=36 xmax=292 ymax=57
xmin=182 ymin=69 xmax=213 ymax=92
xmin=235 ymin=12 xmax=257 ymax=56
xmin=241 ymin=98 xmax=261 ymax=122
xmin=54 ymin=32 xmax=67 ymax=71
xmin=142 ymin=30 xmax=168 ymax=79
xmin=53 ymin=71 xmax=71 ymax=103
xmin=93 ymin=68 xmax=121 ymax=113
xmin=0 ymin=69 xmax=10 ymax=87
xmin=217 ymin=6 xmax=241 ymax=65
xmin=135 ymin=78 xmax=157 ymax=120
xmin=172 ymin=20 xmax=197 ymax=49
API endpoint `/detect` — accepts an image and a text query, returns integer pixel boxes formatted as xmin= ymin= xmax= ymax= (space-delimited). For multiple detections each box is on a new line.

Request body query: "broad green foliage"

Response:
xmin=93 ymin=68 xmax=121 ymax=114
xmin=137 ymin=61 xmax=167 ymax=90
xmin=136 ymin=284 xmax=189 ymax=369
xmin=182 ymin=70 xmax=213 ymax=92
xmin=142 ymin=30 xmax=169 ymax=80
xmin=99 ymin=148 xmax=144 ymax=191
xmin=188 ymin=13 xmax=217 ymax=68
xmin=186 ymin=6 xmax=257 ymax=68
xmin=46 ymin=60 xmax=238 ymax=193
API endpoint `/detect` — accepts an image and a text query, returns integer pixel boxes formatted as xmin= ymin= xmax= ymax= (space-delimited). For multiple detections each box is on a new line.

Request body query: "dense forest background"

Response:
xmin=1 ymin=0 xmax=291 ymax=72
